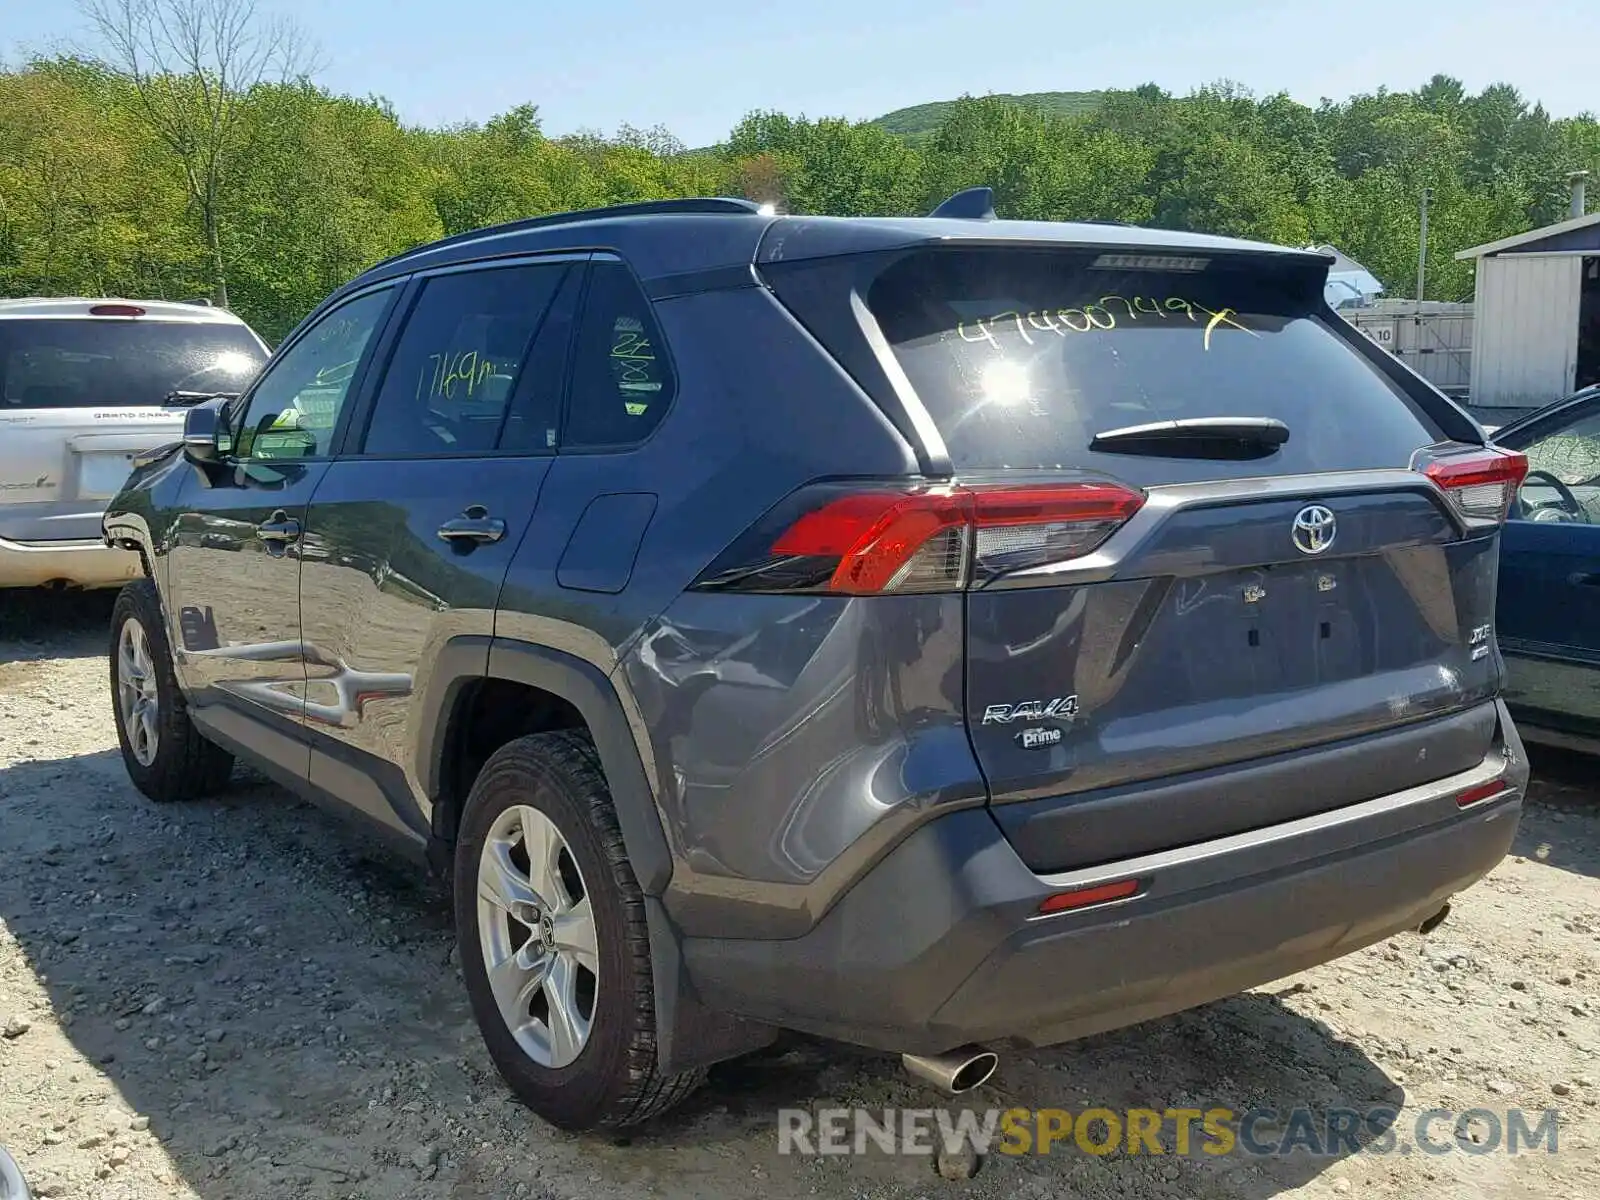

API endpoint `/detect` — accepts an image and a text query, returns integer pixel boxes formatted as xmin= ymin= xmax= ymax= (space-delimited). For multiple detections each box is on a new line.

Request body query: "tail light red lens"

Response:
xmin=771 ymin=489 xmax=972 ymax=593
xmin=696 ymin=480 xmax=1145 ymax=595
xmin=1422 ymin=448 xmax=1528 ymax=523
xmin=88 ymin=303 xmax=146 ymax=317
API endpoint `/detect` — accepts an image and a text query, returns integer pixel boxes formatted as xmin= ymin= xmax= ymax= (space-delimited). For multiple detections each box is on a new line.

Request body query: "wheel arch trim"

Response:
xmin=415 ymin=635 xmax=674 ymax=896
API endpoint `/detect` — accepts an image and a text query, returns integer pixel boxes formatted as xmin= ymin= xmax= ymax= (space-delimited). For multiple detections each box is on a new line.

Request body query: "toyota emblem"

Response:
xmin=1292 ymin=504 xmax=1337 ymax=555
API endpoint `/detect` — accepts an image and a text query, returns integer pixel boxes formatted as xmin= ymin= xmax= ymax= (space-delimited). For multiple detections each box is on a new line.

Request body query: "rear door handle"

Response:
xmin=1570 ymin=571 xmax=1600 ymax=586
xmin=437 ymin=505 xmax=506 ymax=545
xmin=256 ymin=511 xmax=301 ymax=543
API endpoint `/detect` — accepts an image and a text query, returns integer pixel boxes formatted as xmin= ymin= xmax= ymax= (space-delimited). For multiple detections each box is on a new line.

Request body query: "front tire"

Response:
xmin=454 ymin=731 xmax=704 ymax=1130
xmin=109 ymin=579 xmax=233 ymax=802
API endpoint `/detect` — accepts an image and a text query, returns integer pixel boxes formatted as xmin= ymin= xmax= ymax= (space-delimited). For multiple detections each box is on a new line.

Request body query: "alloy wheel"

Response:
xmin=475 ymin=804 xmax=599 ymax=1068
xmin=116 ymin=618 xmax=160 ymax=767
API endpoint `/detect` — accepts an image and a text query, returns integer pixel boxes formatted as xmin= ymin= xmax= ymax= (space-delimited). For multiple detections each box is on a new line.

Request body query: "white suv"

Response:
xmin=0 ymin=298 xmax=268 ymax=588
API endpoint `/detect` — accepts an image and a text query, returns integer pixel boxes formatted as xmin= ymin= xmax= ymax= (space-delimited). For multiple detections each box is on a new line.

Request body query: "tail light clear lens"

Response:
xmin=695 ymin=480 xmax=1145 ymax=595
xmin=970 ymin=485 xmax=1145 ymax=584
xmin=1422 ymin=448 xmax=1528 ymax=523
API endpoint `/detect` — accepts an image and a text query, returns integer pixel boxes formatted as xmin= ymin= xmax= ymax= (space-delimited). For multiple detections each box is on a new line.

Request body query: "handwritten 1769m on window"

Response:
xmin=417 ymin=350 xmax=499 ymax=402
xmin=957 ymin=296 xmax=1259 ymax=353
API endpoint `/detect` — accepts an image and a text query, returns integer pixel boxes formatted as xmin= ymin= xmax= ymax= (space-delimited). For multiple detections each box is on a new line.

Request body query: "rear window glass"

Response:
xmin=0 ymin=319 xmax=265 ymax=410
xmin=868 ymin=249 xmax=1437 ymax=473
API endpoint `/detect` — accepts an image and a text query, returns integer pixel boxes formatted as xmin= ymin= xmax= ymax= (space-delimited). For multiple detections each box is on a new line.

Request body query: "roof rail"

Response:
xmin=928 ymin=187 xmax=996 ymax=220
xmin=371 ymin=197 xmax=766 ymax=272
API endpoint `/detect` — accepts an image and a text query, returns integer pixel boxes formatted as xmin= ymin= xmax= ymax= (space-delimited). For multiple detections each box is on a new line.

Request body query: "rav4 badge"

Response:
xmin=982 ymin=695 xmax=1080 ymax=725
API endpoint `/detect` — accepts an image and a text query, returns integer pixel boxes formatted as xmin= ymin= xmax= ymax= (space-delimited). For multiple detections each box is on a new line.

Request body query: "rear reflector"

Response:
xmin=700 ymin=480 xmax=1145 ymax=595
xmin=1456 ymin=780 xmax=1513 ymax=808
xmin=88 ymin=303 xmax=146 ymax=317
xmin=1038 ymin=878 xmax=1142 ymax=915
xmin=1423 ymin=448 xmax=1528 ymax=523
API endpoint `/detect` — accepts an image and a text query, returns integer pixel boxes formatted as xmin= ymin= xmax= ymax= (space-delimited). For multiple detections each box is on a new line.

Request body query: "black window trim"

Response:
xmin=229 ymin=280 xmax=403 ymax=465
xmin=337 ymin=251 xmax=594 ymax=462
xmin=555 ymin=251 xmax=683 ymax=457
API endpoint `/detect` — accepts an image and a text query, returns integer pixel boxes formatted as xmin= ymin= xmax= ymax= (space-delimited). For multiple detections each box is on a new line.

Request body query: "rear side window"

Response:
xmin=361 ymin=262 xmax=570 ymax=456
xmin=563 ymin=261 xmax=675 ymax=449
xmin=867 ymin=249 xmax=1438 ymax=473
xmin=0 ymin=319 xmax=264 ymax=410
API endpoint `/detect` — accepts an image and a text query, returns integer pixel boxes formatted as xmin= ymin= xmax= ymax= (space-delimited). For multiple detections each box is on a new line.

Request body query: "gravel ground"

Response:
xmin=2 ymin=592 xmax=1598 ymax=1200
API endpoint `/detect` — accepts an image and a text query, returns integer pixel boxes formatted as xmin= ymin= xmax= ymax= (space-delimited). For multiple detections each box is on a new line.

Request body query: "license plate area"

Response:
xmin=77 ymin=450 xmax=140 ymax=499
xmin=1174 ymin=561 xmax=1368 ymax=695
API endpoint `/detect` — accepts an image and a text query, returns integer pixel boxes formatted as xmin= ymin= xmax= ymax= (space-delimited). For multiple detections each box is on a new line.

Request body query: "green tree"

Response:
xmin=79 ymin=0 xmax=316 ymax=307
xmin=724 ymin=110 xmax=924 ymax=215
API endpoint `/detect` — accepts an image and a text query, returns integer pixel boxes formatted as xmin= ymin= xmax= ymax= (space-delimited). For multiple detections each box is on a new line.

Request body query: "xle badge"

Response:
xmin=1016 ymin=727 xmax=1063 ymax=750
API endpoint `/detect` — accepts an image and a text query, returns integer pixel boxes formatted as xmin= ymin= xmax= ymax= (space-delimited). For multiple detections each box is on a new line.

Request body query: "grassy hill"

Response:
xmin=871 ymin=91 xmax=1104 ymax=140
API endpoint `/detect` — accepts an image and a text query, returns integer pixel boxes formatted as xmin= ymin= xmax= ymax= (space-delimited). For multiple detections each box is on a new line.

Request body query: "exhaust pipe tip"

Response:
xmin=1416 ymin=902 xmax=1451 ymax=936
xmin=902 ymin=1046 xmax=999 ymax=1095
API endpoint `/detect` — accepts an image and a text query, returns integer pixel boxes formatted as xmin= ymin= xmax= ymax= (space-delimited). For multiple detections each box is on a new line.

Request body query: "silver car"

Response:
xmin=0 ymin=298 xmax=268 ymax=588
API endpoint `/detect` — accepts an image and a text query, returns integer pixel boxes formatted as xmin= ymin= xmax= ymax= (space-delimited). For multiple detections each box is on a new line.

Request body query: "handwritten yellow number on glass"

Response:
xmin=958 ymin=320 xmax=998 ymax=349
xmin=955 ymin=297 xmax=1257 ymax=351
xmin=419 ymin=350 xmax=500 ymax=402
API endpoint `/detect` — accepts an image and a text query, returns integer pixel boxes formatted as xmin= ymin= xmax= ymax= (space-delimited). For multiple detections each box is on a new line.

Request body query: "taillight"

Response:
xmin=694 ymin=480 xmax=1145 ymax=595
xmin=969 ymin=484 xmax=1145 ymax=584
xmin=771 ymin=489 xmax=971 ymax=594
xmin=1422 ymin=447 xmax=1528 ymax=524
xmin=88 ymin=303 xmax=146 ymax=317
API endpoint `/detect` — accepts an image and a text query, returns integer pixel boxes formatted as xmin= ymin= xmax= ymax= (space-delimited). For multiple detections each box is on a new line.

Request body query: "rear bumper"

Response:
xmin=681 ymin=701 xmax=1527 ymax=1055
xmin=0 ymin=535 xmax=142 ymax=588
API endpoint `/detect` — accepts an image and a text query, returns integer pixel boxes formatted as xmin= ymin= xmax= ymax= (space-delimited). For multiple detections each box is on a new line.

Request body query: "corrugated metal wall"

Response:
xmin=1470 ymin=254 xmax=1582 ymax=407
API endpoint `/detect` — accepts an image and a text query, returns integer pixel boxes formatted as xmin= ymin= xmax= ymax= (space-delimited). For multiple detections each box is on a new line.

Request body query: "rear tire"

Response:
xmin=109 ymin=579 xmax=233 ymax=802
xmin=454 ymin=730 xmax=705 ymax=1130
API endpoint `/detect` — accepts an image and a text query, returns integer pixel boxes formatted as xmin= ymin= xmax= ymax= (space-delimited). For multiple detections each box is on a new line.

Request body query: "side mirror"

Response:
xmin=182 ymin=396 xmax=234 ymax=463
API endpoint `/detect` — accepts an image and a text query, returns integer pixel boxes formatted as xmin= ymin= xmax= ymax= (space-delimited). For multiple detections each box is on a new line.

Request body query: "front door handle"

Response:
xmin=437 ymin=505 xmax=506 ymax=545
xmin=256 ymin=511 xmax=302 ymax=543
xmin=1570 ymin=571 xmax=1600 ymax=587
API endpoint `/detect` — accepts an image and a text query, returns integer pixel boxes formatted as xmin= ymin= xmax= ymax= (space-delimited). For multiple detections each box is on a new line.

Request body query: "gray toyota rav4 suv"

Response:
xmin=103 ymin=193 xmax=1531 ymax=1131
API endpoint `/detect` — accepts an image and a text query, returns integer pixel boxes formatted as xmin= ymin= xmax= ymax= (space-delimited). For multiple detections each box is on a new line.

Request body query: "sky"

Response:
xmin=8 ymin=0 xmax=1599 ymax=147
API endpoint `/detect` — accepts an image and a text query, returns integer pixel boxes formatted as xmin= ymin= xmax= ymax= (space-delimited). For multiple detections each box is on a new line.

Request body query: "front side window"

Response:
xmin=563 ymin=261 xmax=675 ymax=448
xmin=1511 ymin=400 xmax=1600 ymax=524
xmin=361 ymin=263 xmax=570 ymax=456
xmin=233 ymin=289 xmax=392 ymax=460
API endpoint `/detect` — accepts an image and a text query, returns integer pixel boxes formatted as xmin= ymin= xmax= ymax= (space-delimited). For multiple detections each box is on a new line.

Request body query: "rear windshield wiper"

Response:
xmin=1090 ymin=416 xmax=1290 ymax=459
xmin=164 ymin=390 xmax=239 ymax=408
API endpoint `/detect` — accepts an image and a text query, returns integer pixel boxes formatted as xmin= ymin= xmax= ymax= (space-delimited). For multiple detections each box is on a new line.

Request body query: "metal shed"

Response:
xmin=1456 ymin=196 xmax=1600 ymax=409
